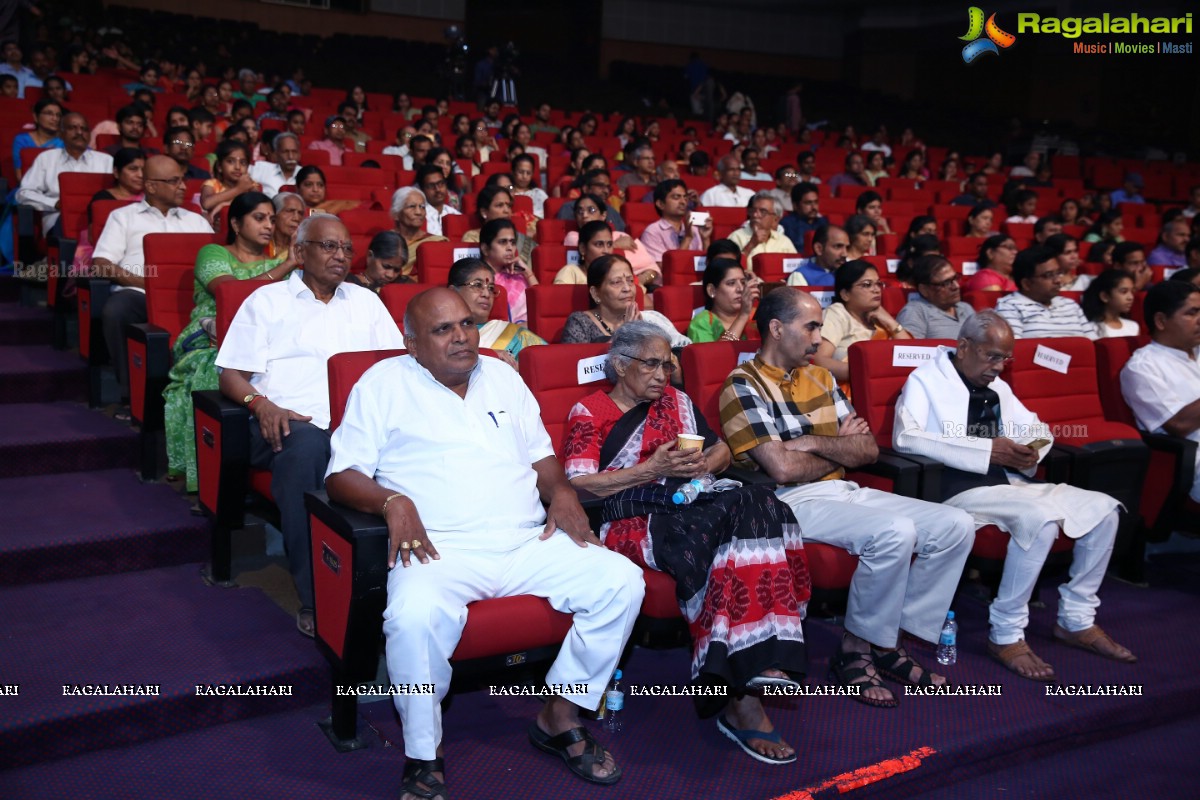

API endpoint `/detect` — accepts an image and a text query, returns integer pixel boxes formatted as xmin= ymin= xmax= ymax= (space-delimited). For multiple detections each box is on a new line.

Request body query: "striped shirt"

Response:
xmin=994 ymin=293 xmax=1097 ymax=340
xmin=719 ymin=356 xmax=852 ymax=482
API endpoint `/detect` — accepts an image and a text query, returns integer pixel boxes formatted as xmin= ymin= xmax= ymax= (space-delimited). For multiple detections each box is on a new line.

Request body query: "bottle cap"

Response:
xmin=614 ymin=669 xmax=622 ymax=680
xmin=671 ymin=491 xmax=686 ymax=504
xmin=947 ymin=611 xmax=955 ymax=620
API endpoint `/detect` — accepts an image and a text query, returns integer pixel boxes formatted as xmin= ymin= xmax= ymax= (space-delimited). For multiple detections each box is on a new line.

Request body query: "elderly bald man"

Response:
xmin=325 ymin=287 xmax=644 ymax=799
xmin=91 ymin=154 xmax=213 ymax=404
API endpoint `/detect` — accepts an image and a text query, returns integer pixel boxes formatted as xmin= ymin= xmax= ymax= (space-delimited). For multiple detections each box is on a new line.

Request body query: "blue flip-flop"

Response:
xmin=717 ymin=716 xmax=797 ymax=765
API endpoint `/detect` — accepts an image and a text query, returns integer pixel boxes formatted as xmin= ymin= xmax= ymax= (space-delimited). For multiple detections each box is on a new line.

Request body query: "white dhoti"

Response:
xmin=382 ymin=527 xmax=645 ymax=760
xmin=775 ymin=480 xmax=975 ymax=647
xmin=945 ymin=478 xmax=1121 ymax=645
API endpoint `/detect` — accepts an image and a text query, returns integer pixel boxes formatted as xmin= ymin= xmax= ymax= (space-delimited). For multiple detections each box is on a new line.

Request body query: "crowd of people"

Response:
xmin=6 ymin=24 xmax=1200 ymax=798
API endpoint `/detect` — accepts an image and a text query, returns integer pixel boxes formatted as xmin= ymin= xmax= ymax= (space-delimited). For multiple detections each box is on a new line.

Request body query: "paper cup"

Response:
xmin=676 ymin=434 xmax=705 ymax=451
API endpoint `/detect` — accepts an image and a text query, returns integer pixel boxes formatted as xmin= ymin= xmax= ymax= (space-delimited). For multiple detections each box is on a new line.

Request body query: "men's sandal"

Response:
xmin=744 ymin=673 xmax=801 ymax=692
xmin=296 ymin=609 xmax=315 ymax=638
xmin=871 ymin=644 xmax=946 ymax=688
xmin=528 ymin=723 xmax=622 ymax=785
xmin=829 ymin=649 xmax=898 ymax=708
xmin=1053 ymin=624 xmax=1137 ymax=663
xmin=400 ymin=758 xmax=447 ymax=800
xmin=988 ymin=639 xmax=1056 ymax=682
xmin=716 ymin=716 xmax=796 ymax=765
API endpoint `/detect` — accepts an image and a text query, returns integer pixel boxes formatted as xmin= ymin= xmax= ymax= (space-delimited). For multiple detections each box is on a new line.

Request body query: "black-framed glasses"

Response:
xmin=302 ymin=239 xmax=354 ymax=256
xmin=622 ymin=353 xmax=676 ymax=375
xmin=456 ymin=280 xmax=499 ymax=295
xmin=925 ymin=275 xmax=961 ymax=289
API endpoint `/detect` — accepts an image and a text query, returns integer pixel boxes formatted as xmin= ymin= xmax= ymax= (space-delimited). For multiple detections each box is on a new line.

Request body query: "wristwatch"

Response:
xmin=242 ymin=393 xmax=265 ymax=409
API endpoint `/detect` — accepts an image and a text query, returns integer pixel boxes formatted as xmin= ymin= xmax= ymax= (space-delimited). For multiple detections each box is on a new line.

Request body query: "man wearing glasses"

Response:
xmin=896 ymin=256 xmax=976 ymax=338
xmin=91 ymin=155 xmax=213 ymax=405
xmin=894 ymin=310 xmax=1131 ymax=681
xmin=995 ymin=246 xmax=1097 ymax=339
xmin=161 ymin=127 xmax=210 ymax=179
xmin=727 ymin=192 xmax=796 ymax=273
xmin=216 ymin=214 xmax=404 ymax=637
xmin=307 ymin=114 xmax=347 ymax=166
xmin=416 ymin=165 xmax=460 ymax=237
xmin=17 ymin=111 xmax=113 ymax=235
xmin=554 ymin=169 xmax=626 ymax=232
xmin=250 ymin=132 xmax=301 ymax=198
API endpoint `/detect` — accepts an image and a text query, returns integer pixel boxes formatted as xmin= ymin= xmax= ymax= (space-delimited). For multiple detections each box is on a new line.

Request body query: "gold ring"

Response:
xmin=411 ymin=539 xmax=423 ymax=549
xmin=399 ymin=541 xmax=410 ymax=550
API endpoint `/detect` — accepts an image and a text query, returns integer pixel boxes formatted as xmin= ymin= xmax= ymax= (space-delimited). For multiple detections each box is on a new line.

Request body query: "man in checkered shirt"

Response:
xmin=719 ymin=288 xmax=975 ymax=707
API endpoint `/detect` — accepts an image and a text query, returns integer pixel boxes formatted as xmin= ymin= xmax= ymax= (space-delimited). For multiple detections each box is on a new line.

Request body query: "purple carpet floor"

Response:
xmin=0 ymin=402 xmax=137 ymax=478
xmin=0 ymin=345 xmax=86 ymax=404
xmin=0 ymin=303 xmax=52 ymax=345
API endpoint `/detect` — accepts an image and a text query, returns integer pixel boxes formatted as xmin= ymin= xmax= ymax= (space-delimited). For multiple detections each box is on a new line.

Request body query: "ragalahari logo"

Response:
xmin=960 ymin=7 xmax=1017 ymax=62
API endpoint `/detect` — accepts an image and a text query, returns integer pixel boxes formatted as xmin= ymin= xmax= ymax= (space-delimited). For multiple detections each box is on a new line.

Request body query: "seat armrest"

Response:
xmin=881 ymin=448 xmax=944 ymax=501
xmin=1142 ymin=433 xmax=1197 ymax=496
xmin=192 ymin=390 xmax=250 ymax=526
xmin=1040 ymin=445 xmax=1073 ymax=484
xmin=127 ymin=323 xmax=172 ymax=428
xmin=849 ymin=451 xmax=922 ymax=497
xmin=721 ymin=464 xmax=777 ymax=489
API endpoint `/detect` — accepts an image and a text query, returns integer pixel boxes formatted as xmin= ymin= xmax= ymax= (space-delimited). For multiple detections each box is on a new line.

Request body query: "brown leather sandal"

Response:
xmin=988 ymin=639 xmax=1057 ymax=682
xmin=1053 ymin=624 xmax=1137 ymax=663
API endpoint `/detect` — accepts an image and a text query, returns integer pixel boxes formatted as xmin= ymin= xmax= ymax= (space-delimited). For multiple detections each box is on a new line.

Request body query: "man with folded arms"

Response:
xmin=325 ymin=288 xmax=644 ymax=798
xmin=894 ymin=310 xmax=1133 ymax=681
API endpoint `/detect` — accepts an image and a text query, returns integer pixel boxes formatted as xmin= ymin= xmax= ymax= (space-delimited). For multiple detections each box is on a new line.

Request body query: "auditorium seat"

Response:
xmin=414 ymin=240 xmax=479 ymax=285
xmin=662 ymin=249 xmax=706 ymax=286
xmin=379 ymin=282 xmax=508 ymax=327
xmin=46 ymin=173 xmax=116 ymax=350
xmin=654 ymin=284 xmax=705 ymax=334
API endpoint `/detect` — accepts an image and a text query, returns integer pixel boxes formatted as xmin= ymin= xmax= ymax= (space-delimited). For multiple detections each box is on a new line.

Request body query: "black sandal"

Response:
xmin=400 ymin=757 xmax=447 ymax=800
xmin=871 ymin=644 xmax=945 ymax=689
xmin=528 ymin=723 xmax=622 ymax=786
xmin=830 ymin=649 xmax=897 ymax=709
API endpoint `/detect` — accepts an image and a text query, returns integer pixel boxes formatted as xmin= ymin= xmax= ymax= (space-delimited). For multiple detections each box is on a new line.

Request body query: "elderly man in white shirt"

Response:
xmin=325 ymin=287 xmax=643 ymax=799
xmin=727 ymin=191 xmax=796 ymax=273
xmin=248 ymin=132 xmax=302 ymax=198
xmin=216 ymin=214 xmax=405 ymax=636
xmin=17 ymin=112 xmax=113 ymax=235
xmin=699 ymin=156 xmax=756 ymax=208
xmin=1121 ymin=281 xmax=1200 ymax=504
xmin=894 ymin=310 xmax=1132 ymax=682
xmin=91 ymin=155 xmax=213 ymax=402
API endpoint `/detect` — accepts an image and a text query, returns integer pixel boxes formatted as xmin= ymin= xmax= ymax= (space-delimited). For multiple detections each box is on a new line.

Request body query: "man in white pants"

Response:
xmin=894 ymin=310 xmax=1135 ymax=682
xmin=325 ymin=288 xmax=644 ymax=800
xmin=719 ymin=288 xmax=975 ymax=708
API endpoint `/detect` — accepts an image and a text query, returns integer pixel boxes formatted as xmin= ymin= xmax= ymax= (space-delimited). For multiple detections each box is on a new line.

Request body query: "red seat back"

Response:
xmin=531 ymin=244 xmax=574 ymax=284
xmin=327 ymin=349 xmax=408 ymax=432
xmin=214 ymin=279 xmax=268 ymax=344
xmin=680 ymin=340 xmax=761 ymax=434
xmin=414 ymin=240 xmax=478 ymax=286
xmin=847 ymin=339 xmax=956 ymax=448
xmin=142 ymin=233 xmax=219 ymax=345
xmin=518 ymin=342 xmax=611 ymax=455
xmin=339 ymin=209 xmax=394 ymax=236
xmin=89 ymin=199 xmax=139 ymax=243
xmin=753 ymin=252 xmax=808 ymax=283
xmin=655 ymin=284 xmax=706 ymax=334
xmin=442 ymin=215 xmax=473 ymax=239
xmin=525 ymin=284 xmax=588 ymax=343
xmin=379 ymin=282 xmax=509 ymax=329
xmin=1094 ymin=335 xmax=1150 ymax=427
xmin=58 ymin=172 xmax=117 ymax=240
xmin=662 ymin=249 xmax=707 ymax=285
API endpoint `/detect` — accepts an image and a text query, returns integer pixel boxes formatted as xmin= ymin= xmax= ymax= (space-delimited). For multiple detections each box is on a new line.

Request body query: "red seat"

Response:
xmin=535 ymin=218 xmax=569 ymax=245
xmin=654 ymin=284 xmax=706 ymax=334
xmin=414 ymin=240 xmax=478 ymax=286
xmin=662 ymin=249 xmax=707 ymax=286
xmin=525 ymin=284 xmax=588 ymax=343
xmin=531 ymin=244 xmax=574 ymax=284
xmin=753 ymin=252 xmax=808 ymax=284
xmin=518 ymin=342 xmax=611 ymax=456
xmin=442 ymin=214 xmax=473 ymax=239
xmin=379 ymin=282 xmax=508 ymax=327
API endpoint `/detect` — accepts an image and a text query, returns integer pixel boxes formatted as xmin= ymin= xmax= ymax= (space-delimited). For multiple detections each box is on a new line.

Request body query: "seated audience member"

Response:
xmin=564 ymin=193 xmax=655 ymax=284
xmin=862 ymin=151 xmax=888 ymax=187
xmin=511 ymin=153 xmax=549 ymax=218
xmin=217 ymin=214 xmax=404 ymax=636
xmin=0 ymin=74 xmax=16 ymax=97
xmin=965 ymin=203 xmax=996 ymax=239
xmin=563 ymin=321 xmax=807 ymax=764
xmin=346 ymin=230 xmax=411 ymax=292
xmin=268 ymin=191 xmax=305 ymax=259
xmin=1044 ymin=233 xmax=1088 ymax=290
xmin=188 ymin=107 xmax=216 ymax=149
xmin=389 ymin=185 xmax=446 ymax=278
xmin=555 ymin=219 xmax=613 ymax=285
xmin=827 ymin=152 xmax=868 ymax=193
xmin=1005 ymin=189 xmax=1039 ymax=224
xmin=448 ymin=257 xmax=545 ymax=365
xmin=404 ymin=134 xmax=433 ymax=171
xmin=163 ymin=191 xmax=296 ymax=490
xmin=1112 ymin=241 xmax=1153 ymax=291
xmin=162 ymin=127 xmax=209 ymax=180
xmin=1122 ymin=280 xmax=1200 ymax=504
xmin=855 ymin=190 xmax=892 ymax=235
xmin=640 ymin=179 xmax=713 ymax=267
xmin=786 ymin=225 xmax=849 ymax=288
xmin=768 ymin=164 xmax=799 ymax=212
xmin=843 ymin=214 xmax=877 ymax=259
xmin=780 ymin=182 xmax=825 ymax=254
xmin=91 ymin=155 xmax=213 ymax=407
xmin=1180 ymin=185 xmax=1200 ymax=220
xmin=1033 ymin=214 xmax=1063 ymax=244
xmin=687 ymin=149 xmax=711 ymax=178
xmin=561 ymin=254 xmax=689 ymax=350
xmin=728 ymin=192 xmax=797 ymax=272
xmin=893 ymin=310 xmax=1131 ymax=681
xmin=687 ymin=258 xmax=762 ymax=343
xmin=416 ymin=164 xmax=461 ymax=237
xmin=555 ymin=170 xmax=626 ymax=231
xmin=897 ymin=255 xmax=975 ymax=339
xmin=102 ymin=104 xmax=149 ymax=156
xmin=294 ymin=164 xmax=358 ymax=215
xmin=510 ymin=122 xmax=548 ymax=165
xmin=324 ymin=288 xmax=644 ymax=797
xmin=700 ymin=156 xmax=756 ymax=208
xmin=200 ymin=140 xmax=259 ymax=222
xmin=1148 ymin=219 xmax=1191 ymax=268
xmin=307 ymin=115 xmax=347 ymax=166
xmin=1169 ymin=267 xmax=1200 ymax=287
xmin=1081 ymin=268 xmax=1139 ymax=338
xmin=893 ymin=233 xmax=942 ymax=287
xmin=257 ymin=88 xmax=290 ymax=123
xmin=617 ymin=145 xmax=658 ymax=192
xmin=338 ymin=102 xmax=370 ymax=152
xmin=739 ymin=146 xmax=771 ymax=181
xmin=87 ymin=147 xmax=146 ymax=222
xmin=18 ymin=112 xmax=113 ymax=235
xmin=795 ymin=150 xmax=819 ymax=185
xmin=995 ymin=247 xmax=1096 ymax=339
xmin=463 ymin=185 xmax=536 ymax=264
xmin=479 ymin=217 xmax=536 ymax=324
xmin=962 ymin=235 xmax=1018 ymax=292
xmin=952 ymin=172 xmax=992 ymax=207
xmin=1084 ymin=210 xmax=1124 ymax=244
xmin=286 ymin=109 xmax=306 ymax=138
xmin=720 ymin=288 xmax=974 ymax=707
xmin=813 ymin=260 xmax=912 ymax=386
xmin=1059 ymin=198 xmax=1085 ymax=227
xmin=0 ymin=41 xmax=35 ymax=95
xmin=12 ymin=98 xmax=63 ymax=179
xmin=249 ymin=132 xmax=301 ymax=198
xmin=1109 ymin=173 xmax=1146 ymax=207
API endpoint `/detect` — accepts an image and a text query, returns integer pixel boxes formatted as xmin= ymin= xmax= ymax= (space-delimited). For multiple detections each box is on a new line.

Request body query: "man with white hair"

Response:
xmin=893 ymin=309 xmax=1132 ymax=682
xmin=699 ymin=155 xmax=756 ymax=208
xmin=215 ymin=214 xmax=405 ymax=637
xmin=726 ymin=191 xmax=796 ymax=272
xmin=250 ymin=132 xmax=302 ymax=198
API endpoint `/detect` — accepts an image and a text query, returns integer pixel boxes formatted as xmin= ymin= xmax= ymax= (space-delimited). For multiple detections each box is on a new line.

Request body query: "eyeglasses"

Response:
xmin=972 ymin=343 xmax=1014 ymax=365
xmin=301 ymin=239 xmax=354 ymax=256
xmin=781 ymin=171 xmax=799 ymax=179
xmin=144 ymin=176 xmax=184 ymax=186
xmin=854 ymin=279 xmax=884 ymax=290
xmin=456 ymin=280 xmax=499 ymax=295
xmin=622 ymin=354 xmax=676 ymax=375
xmin=422 ymin=179 xmax=446 ymax=190
xmin=925 ymin=275 xmax=961 ymax=289
xmin=576 ymin=206 xmax=601 ymax=216
xmin=169 ymin=139 xmax=194 ymax=149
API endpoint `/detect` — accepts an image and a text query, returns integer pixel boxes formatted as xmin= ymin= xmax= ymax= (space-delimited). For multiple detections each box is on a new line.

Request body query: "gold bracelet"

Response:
xmin=381 ymin=492 xmax=406 ymax=516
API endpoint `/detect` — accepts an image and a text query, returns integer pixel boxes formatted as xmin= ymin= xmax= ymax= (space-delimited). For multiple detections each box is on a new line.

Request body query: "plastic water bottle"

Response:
xmin=936 ymin=611 xmax=958 ymax=666
xmin=603 ymin=670 xmax=624 ymax=733
xmin=672 ymin=473 xmax=717 ymax=505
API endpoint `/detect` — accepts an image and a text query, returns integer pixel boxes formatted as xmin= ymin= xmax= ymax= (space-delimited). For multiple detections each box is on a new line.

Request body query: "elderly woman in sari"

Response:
xmin=448 ymin=257 xmax=545 ymax=368
xmin=563 ymin=321 xmax=811 ymax=766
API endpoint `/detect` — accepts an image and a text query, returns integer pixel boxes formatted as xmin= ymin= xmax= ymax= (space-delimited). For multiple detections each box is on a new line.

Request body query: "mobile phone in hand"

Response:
xmin=1026 ymin=438 xmax=1051 ymax=451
